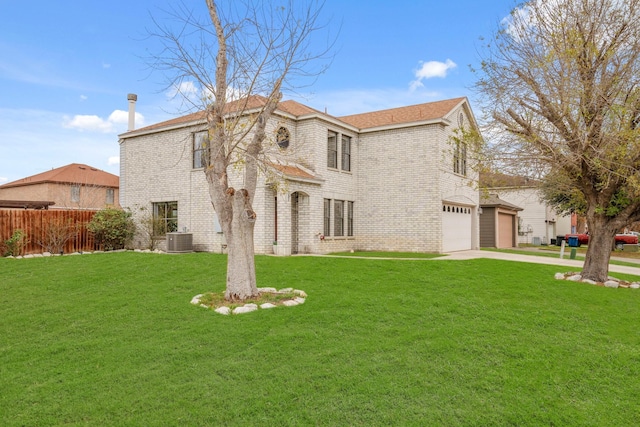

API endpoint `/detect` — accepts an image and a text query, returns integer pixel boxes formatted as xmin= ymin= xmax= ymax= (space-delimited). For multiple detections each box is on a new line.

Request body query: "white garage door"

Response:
xmin=442 ymin=204 xmax=472 ymax=252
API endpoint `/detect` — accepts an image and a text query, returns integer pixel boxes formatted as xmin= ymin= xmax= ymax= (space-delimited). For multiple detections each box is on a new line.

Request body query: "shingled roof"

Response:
xmin=0 ymin=163 xmax=119 ymax=189
xmin=121 ymin=96 xmax=469 ymax=137
xmin=122 ymin=96 xmax=323 ymax=136
xmin=338 ymin=97 xmax=466 ymax=129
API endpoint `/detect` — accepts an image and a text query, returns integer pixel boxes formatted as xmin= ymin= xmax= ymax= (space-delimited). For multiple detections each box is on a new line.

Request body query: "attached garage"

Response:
xmin=442 ymin=203 xmax=473 ymax=252
xmin=479 ymin=194 xmax=522 ymax=248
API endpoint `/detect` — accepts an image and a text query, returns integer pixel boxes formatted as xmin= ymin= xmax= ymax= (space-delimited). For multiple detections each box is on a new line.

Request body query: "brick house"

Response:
xmin=0 ymin=163 xmax=119 ymax=210
xmin=118 ymin=96 xmax=480 ymax=254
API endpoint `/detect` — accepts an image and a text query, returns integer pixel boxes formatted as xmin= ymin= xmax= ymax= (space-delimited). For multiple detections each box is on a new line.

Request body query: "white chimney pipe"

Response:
xmin=127 ymin=93 xmax=137 ymax=131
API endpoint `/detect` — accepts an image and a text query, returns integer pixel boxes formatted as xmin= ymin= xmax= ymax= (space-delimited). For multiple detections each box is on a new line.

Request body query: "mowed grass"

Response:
xmin=2 ymin=252 xmax=640 ymax=426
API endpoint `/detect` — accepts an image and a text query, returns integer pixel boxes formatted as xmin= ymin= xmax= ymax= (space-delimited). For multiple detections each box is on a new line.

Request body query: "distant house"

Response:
xmin=480 ymin=172 xmax=571 ymax=245
xmin=119 ymin=96 xmax=481 ymax=254
xmin=0 ymin=163 xmax=119 ymax=210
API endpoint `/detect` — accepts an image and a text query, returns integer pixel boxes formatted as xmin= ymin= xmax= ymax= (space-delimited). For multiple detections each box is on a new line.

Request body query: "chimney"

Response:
xmin=127 ymin=93 xmax=137 ymax=131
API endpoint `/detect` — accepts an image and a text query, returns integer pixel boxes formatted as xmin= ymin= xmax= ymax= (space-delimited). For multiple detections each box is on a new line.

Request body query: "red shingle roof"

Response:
xmin=0 ymin=163 xmax=119 ymax=189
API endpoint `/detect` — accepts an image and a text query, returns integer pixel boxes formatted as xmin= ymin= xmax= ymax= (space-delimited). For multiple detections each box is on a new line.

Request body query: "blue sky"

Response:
xmin=0 ymin=0 xmax=516 ymax=184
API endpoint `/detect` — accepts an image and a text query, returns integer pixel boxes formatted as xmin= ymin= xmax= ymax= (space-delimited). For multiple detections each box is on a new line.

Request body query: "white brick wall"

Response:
xmin=120 ymin=100 xmax=480 ymax=254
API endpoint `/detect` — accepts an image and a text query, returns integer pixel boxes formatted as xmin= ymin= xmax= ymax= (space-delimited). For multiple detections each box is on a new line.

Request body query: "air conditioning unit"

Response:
xmin=166 ymin=233 xmax=193 ymax=253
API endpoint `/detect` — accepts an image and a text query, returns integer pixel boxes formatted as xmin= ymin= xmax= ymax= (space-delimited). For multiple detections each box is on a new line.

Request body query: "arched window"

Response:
xmin=276 ymin=127 xmax=290 ymax=149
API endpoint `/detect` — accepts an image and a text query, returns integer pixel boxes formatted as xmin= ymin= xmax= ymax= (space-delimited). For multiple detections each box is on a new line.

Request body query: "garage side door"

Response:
xmin=442 ymin=204 xmax=472 ymax=252
xmin=498 ymin=213 xmax=514 ymax=248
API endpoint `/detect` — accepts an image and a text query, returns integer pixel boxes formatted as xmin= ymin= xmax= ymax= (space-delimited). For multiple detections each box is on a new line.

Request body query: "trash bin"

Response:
xmin=568 ymin=236 xmax=579 ymax=247
xmin=556 ymin=235 xmax=565 ymax=246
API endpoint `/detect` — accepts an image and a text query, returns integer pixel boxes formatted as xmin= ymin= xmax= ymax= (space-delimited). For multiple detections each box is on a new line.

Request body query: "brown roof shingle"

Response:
xmin=338 ymin=97 xmax=466 ymax=129
xmin=0 ymin=163 xmax=119 ymax=189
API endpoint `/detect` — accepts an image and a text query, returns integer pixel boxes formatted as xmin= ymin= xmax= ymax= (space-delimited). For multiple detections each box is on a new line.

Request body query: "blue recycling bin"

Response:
xmin=568 ymin=236 xmax=579 ymax=247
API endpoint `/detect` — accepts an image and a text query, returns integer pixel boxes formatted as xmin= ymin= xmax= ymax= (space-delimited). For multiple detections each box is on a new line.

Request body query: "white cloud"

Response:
xmin=63 ymin=114 xmax=114 ymax=132
xmin=107 ymin=156 xmax=120 ymax=166
xmin=0 ymin=108 xmax=122 ymax=183
xmin=410 ymin=59 xmax=457 ymax=91
xmin=0 ymin=177 xmax=8 ymax=183
xmin=102 ymin=63 xmax=111 ymax=69
xmin=167 ymin=81 xmax=199 ymax=100
xmin=80 ymin=95 xmax=88 ymax=101
xmin=63 ymin=110 xmax=145 ymax=133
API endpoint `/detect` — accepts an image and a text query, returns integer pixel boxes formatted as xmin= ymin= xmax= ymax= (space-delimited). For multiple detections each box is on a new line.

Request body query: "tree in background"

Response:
xmin=150 ymin=0 xmax=333 ymax=301
xmin=476 ymin=0 xmax=640 ymax=281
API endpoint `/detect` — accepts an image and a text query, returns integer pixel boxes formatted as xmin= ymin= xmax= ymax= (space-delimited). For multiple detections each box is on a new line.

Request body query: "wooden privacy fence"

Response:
xmin=0 ymin=209 xmax=97 ymax=255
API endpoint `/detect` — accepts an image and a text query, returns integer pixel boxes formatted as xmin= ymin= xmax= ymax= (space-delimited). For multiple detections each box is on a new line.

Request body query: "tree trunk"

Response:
xmin=224 ymin=189 xmax=259 ymax=301
xmin=580 ymin=216 xmax=618 ymax=282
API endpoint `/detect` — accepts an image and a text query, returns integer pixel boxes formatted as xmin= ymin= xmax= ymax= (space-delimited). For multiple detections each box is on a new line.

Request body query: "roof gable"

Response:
xmin=0 ymin=163 xmax=119 ymax=189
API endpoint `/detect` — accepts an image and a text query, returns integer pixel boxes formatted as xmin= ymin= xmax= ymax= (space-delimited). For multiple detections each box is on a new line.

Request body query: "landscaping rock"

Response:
xmin=260 ymin=303 xmax=277 ymax=309
xmin=604 ymin=280 xmax=619 ymax=288
xmin=566 ymin=274 xmax=582 ymax=281
xmin=42 ymin=252 xmax=52 ymax=257
xmin=582 ymin=279 xmax=597 ymax=285
xmin=215 ymin=306 xmax=231 ymax=315
xmin=631 ymin=283 xmax=640 ymax=289
xmin=554 ymin=273 xmax=565 ymax=280
xmin=282 ymin=299 xmax=300 ymax=307
xmin=279 ymin=287 xmax=294 ymax=293
xmin=258 ymin=287 xmax=278 ymax=293
xmin=190 ymin=294 xmax=203 ymax=305
xmin=294 ymin=297 xmax=306 ymax=304
xmin=294 ymin=290 xmax=308 ymax=297
xmin=233 ymin=305 xmax=258 ymax=314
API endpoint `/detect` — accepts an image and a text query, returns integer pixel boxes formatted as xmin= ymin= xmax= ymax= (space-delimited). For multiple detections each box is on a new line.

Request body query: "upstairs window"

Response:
xmin=193 ymin=131 xmax=208 ymax=169
xmin=327 ymin=131 xmax=338 ymax=168
xmin=341 ymin=135 xmax=351 ymax=171
xmin=276 ymin=127 xmax=290 ymax=149
xmin=71 ymin=185 xmax=81 ymax=203
xmin=106 ymin=188 xmax=115 ymax=205
xmin=453 ymin=140 xmax=467 ymax=176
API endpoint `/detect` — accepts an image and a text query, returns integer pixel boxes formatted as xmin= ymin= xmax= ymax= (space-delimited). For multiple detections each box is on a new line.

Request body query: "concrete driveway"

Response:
xmin=441 ymin=250 xmax=640 ymax=277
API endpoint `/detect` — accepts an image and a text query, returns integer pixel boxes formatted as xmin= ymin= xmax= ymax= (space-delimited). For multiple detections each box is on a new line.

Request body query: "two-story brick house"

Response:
xmin=118 ymin=96 xmax=479 ymax=254
xmin=0 ymin=163 xmax=119 ymax=210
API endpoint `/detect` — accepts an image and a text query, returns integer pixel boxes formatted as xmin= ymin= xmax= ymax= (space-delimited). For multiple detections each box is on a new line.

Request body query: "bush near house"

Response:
xmin=87 ymin=207 xmax=135 ymax=251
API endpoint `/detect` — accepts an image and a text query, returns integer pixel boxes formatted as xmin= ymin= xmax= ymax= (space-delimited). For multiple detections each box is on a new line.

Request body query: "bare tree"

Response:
xmin=150 ymin=0 xmax=333 ymax=300
xmin=476 ymin=0 xmax=640 ymax=282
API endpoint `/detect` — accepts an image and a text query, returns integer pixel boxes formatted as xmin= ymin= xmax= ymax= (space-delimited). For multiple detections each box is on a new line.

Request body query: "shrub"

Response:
xmin=35 ymin=217 xmax=79 ymax=254
xmin=2 ymin=229 xmax=28 ymax=257
xmin=87 ymin=208 xmax=135 ymax=251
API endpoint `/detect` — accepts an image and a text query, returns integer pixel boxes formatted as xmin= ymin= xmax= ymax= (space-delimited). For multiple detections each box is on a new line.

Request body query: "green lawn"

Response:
xmin=2 ymin=252 xmax=640 ymax=426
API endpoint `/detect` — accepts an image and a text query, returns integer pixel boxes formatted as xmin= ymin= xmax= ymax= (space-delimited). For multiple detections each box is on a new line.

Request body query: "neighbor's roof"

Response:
xmin=0 ymin=163 xmax=119 ymax=189
xmin=480 ymin=193 xmax=523 ymax=211
xmin=338 ymin=97 xmax=467 ymax=129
